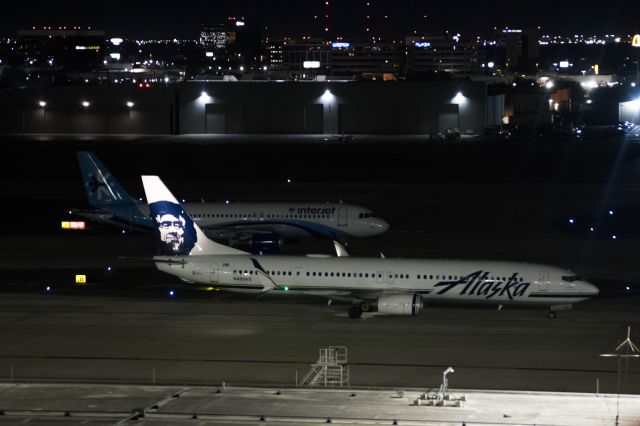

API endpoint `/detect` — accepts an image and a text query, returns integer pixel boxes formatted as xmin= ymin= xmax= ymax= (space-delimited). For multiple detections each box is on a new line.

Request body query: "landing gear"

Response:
xmin=348 ymin=305 xmax=363 ymax=319
xmin=546 ymin=304 xmax=572 ymax=319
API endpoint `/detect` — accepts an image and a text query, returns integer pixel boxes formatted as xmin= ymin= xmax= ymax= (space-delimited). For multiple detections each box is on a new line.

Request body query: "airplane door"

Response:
xmin=338 ymin=207 xmax=348 ymax=226
xmin=538 ymin=271 xmax=549 ymax=291
xmin=386 ymin=271 xmax=396 ymax=284
xmin=210 ymin=263 xmax=219 ymax=284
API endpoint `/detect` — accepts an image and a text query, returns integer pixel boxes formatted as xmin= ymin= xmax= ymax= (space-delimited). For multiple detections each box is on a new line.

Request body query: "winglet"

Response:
xmin=251 ymin=258 xmax=279 ymax=292
xmin=333 ymin=241 xmax=350 ymax=257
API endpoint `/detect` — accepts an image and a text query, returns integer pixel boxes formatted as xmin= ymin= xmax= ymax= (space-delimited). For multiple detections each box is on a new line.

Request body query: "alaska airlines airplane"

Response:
xmin=141 ymin=175 xmax=599 ymax=319
xmin=73 ymin=151 xmax=388 ymax=252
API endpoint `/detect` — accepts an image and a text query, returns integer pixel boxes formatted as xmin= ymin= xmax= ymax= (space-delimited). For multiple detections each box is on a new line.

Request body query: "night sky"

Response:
xmin=1 ymin=0 xmax=638 ymax=39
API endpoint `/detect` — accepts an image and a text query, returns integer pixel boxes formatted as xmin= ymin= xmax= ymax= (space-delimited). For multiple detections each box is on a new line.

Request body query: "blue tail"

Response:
xmin=77 ymin=151 xmax=137 ymax=207
xmin=76 ymin=151 xmax=153 ymax=230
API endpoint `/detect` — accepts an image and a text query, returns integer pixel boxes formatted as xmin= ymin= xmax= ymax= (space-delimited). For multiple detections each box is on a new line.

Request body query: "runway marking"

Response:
xmin=0 ymin=355 xmax=635 ymax=375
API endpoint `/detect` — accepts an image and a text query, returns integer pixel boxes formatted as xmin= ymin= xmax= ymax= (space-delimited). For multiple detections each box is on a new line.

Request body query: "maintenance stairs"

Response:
xmin=299 ymin=346 xmax=350 ymax=387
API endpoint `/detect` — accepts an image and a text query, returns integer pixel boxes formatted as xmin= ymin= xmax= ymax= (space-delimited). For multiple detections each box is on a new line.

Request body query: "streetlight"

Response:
xmin=38 ymin=100 xmax=47 ymax=132
xmin=81 ymin=101 xmax=90 ymax=133
xmin=126 ymin=101 xmax=134 ymax=123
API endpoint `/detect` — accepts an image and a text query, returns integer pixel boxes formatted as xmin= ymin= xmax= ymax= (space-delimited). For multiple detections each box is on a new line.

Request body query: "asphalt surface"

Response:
xmin=0 ymin=134 xmax=639 ymax=397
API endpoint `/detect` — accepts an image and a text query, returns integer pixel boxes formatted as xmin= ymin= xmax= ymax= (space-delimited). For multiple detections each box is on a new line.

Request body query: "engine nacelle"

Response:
xmin=377 ymin=294 xmax=423 ymax=316
xmin=249 ymin=233 xmax=284 ymax=254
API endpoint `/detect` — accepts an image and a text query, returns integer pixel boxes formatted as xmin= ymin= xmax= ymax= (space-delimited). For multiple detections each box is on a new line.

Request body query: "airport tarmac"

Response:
xmin=0 ymin=290 xmax=637 ymax=393
xmin=1 ymin=134 xmax=639 ymax=424
xmin=1 ymin=383 xmax=639 ymax=425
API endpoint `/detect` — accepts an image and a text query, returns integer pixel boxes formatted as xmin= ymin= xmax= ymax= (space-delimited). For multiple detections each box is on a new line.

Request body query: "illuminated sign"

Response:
xmin=633 ymin=34 xmax=640 ymax=47
xmin=75 ymin=45 xmax=100 ymax=51
xmin=110 ymin=37 xmax=123 ymax=46
xmin=236 ymin=21 xmax=245 ymax=27
xmin=61 ymin=221 xmax=86 ymax=230
xmin=331 ymin=42 xmax=350 ymax=49
xmin=109 ymin=53 xmax=121 ymax=60
xmin=303 ymin=60 xmax=321 ymax=69
xmin=205 ymin=51 xmax=214 ymax=57
xmin=559 ymin=61 xmax=570 ymax=68
xmin=75 ymin=274 xmax=87 ymax=285
xmin=414 ymin=42 xmax=431 ymax=48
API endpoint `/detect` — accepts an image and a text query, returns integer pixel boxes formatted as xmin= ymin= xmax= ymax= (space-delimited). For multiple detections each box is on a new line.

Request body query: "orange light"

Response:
xmin=62 ymin=221 xmax=86 ymax=230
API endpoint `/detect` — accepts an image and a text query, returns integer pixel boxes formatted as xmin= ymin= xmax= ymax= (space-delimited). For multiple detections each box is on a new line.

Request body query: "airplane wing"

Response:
xmin=199 ymin=221 xmax=330 ymax=241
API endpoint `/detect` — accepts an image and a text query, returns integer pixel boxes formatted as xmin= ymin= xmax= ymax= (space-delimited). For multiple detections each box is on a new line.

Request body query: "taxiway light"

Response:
xmin=38 ymin=100 xmax=47 ymax=107
xmin=82 ymin=101 xmax=90 ymax=108
xmin=126 ymin=101 xmax=134 ymax=108
xmin=169 ymin=290 xmax=175 ymax=297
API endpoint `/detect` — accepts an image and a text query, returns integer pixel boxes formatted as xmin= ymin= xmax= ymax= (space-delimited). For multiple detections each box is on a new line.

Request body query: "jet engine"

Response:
xmin=377 ymin=294 xmax=423 ymax=316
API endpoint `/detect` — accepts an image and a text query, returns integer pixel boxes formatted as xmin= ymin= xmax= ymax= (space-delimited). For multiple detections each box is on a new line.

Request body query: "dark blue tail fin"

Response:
xmin=77 ymin=151 xmax=136 ymax=207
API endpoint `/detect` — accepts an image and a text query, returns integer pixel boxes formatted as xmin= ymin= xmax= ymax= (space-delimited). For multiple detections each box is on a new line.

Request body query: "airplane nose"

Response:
xmin=581 ymin=282 xmax=599 ymax=296
xmin=374 ymin=218 xmax=390 ymax=233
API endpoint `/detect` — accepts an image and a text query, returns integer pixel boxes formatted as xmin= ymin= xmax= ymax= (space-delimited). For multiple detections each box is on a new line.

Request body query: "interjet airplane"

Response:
xmin=73 ymin=151 xmax=388 ymax=252
xmin=141 ymin=175 xmax=599 ymax=319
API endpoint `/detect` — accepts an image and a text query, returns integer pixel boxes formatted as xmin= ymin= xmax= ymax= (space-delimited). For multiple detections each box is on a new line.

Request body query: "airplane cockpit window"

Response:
xmin=561 ymin=276 xmax=581 ymax=282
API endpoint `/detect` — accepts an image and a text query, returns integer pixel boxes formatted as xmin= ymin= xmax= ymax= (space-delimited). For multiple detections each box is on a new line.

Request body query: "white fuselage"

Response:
xmin=138 ymin=202 xmax=388 ymax=239
xmin=156 ymin=255 xmax=599 ymax=306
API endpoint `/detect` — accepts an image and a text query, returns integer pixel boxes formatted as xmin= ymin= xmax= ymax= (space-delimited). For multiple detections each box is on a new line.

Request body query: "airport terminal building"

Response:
xmin=0 ymin=81 xmax=488 ymax=135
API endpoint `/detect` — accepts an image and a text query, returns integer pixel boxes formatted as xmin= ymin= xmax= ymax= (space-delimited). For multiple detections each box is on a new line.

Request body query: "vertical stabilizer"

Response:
xmin=141 ymin=175 xmax=246 ymax=256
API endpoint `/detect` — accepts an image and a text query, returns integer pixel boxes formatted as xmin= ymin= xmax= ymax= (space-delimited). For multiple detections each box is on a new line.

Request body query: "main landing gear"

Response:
xmin=348 ymin=305 xmax=363 ymax=319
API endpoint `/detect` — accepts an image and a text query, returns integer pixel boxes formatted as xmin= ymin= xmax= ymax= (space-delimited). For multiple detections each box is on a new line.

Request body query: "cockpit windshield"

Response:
xmin=561 ymin=276 xmax=581 ymax=282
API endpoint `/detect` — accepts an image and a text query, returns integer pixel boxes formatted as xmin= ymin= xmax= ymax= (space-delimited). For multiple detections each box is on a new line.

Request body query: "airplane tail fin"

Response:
xmin=77 ymin=151 xmax=136 ymax=207
xmin=141 ymin=175 xmax=246 ymax=256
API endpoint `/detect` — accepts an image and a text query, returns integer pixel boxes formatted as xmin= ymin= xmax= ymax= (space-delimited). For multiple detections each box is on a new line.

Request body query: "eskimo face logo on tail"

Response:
xmin=149 ymin=201 xmax=197 ymax=255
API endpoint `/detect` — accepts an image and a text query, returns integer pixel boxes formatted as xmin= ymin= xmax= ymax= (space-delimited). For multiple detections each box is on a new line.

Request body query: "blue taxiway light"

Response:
xmin=568 ymin=219 xmax=575 ymax=224
xmin=45 ymin=285 xmax=52 ymax=292
xmin=612 ymin=235 xmax=617 ymax=240
xmin=608 ymin=210 xmax=614 ymax=216
xmin=169 ymin=290 xmax=175 ymax=297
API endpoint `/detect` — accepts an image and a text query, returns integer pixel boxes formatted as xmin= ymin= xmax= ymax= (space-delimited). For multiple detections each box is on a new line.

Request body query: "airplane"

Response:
xmin=140 ymin=175 xmax=600 ymax=319
xmin=73 ymin=151 xmax=389 ymax=252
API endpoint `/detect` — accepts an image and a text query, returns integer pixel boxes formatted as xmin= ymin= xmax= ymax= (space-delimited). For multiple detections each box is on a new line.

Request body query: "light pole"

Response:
xmin=126 ymin=101 xmax=134 ymax=124
xmin=81 ymin=101 xmax=90 ymax=133
xmin=38 ymin=100 xmax=47 ymax=132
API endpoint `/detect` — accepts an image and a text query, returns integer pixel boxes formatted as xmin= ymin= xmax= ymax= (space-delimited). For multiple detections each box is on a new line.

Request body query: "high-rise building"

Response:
xmin=498 ymin=28 xmax=540 ymax=72
xmin=405 ymin=35 xmax=484 ymax=76
xmin=200 ymin=24 xmax=230 ymax=49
